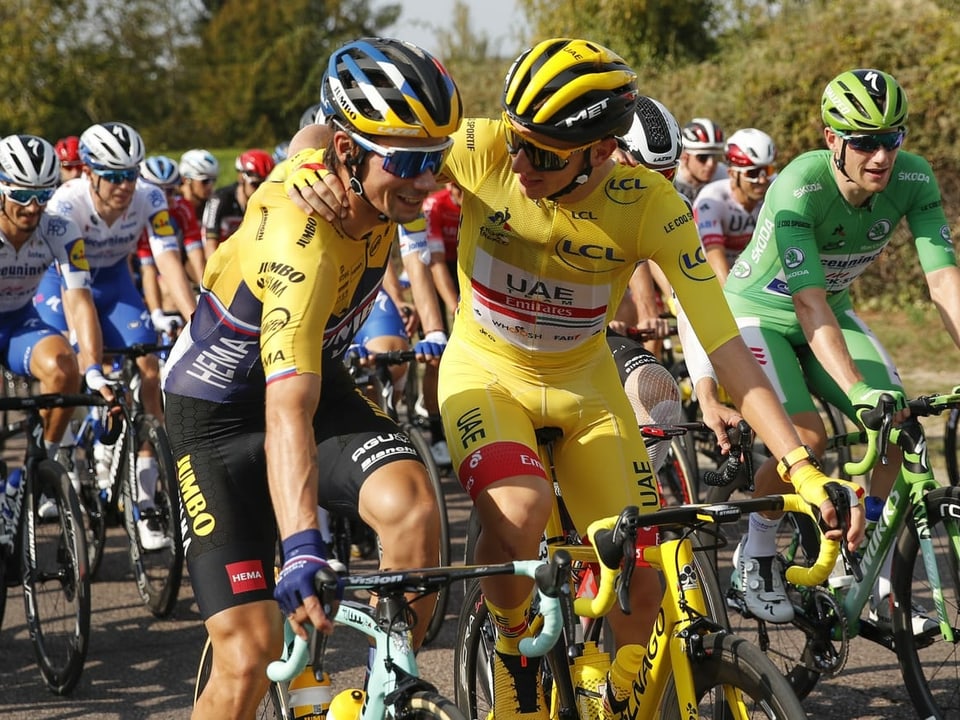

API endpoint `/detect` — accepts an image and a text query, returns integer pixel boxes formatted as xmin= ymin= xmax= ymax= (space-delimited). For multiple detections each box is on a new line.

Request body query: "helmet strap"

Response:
xmin=546 ymin=152 xmax=593 ymax=202
xmin=345 ymin=147 xmax=388 ymax=223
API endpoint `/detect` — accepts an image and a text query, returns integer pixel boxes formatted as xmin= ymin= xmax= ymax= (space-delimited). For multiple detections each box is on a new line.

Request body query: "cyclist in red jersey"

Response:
xmin=179 ymin=148 xmax=219 ymax=223
xmin=422 ymin=182 xmax=462 ymax=315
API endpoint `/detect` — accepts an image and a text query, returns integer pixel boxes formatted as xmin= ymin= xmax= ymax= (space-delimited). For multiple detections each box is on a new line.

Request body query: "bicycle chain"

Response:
xmin=798 ymin=586 xmax=849 ymax=677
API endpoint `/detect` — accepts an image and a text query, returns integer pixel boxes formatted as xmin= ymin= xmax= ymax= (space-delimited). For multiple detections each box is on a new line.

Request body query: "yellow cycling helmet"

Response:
xmin=325 ymin=38 xmax=463 ymax=139
xmin=502 ymin=38 xmax=638 ymax=144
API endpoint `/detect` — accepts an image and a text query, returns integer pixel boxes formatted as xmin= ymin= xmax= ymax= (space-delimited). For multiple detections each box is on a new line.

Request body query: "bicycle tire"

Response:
xmin=403 ymin=690 xmax=469 ymax=720
xmin=945 ymin=407 xmax=959 ymax=487
xmin=658 ymin=435 xmax=700 ymax=505
xmin=194 ymin=635 xmax=290 ymax=718
xmin=403 ymin=421 xmax=451 ymax=647
xmin=659 ymin=631 xmax=808 ymax=719
xmin=453 ymin=578 xmax=500 ymax=720
xmin=22 ymin=458 xmax=91 ymax=695
xmin=73 ymin=419 xmax=108 ymax=577
xmin=721 ymin=510 xmax=824 ymax=700
xmin=122 ymin=414 xmax=184 ymax=618
xmin=891 ymin=485 xmax=960 ymax=718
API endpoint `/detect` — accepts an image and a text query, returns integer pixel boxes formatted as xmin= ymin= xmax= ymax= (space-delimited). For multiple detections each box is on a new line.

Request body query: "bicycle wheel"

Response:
xmin=658 ymin=435 xmax=700 ymax=504
xmin=122 ymin=414 xmax=184 ymax=618
xmin=945 ymin=407 xmax=959 ymax=487
xmin=403 ymin=421 xmax=451 ymax=647
xmin=21 ymin=458 xmax=91 ymax=695
xmin=194 ymin=635 xmax=289 ymax=718
xmin=403 ymin=690 xmax=469 ymax=720
xmin=71 ymin=421 xmax=108 ymax=577
xmin=721 ymin=511 xmax=824 ymax=700
xmin=892 ymin=485 xmax=960 ymax=717
xmin=659 ymin=631 xmax=808 ymax=719
xmin=453 ymin=578 xmax=498 ymax=720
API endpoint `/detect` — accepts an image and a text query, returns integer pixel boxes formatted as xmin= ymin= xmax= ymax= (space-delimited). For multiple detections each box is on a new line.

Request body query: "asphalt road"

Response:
xmin=0 ymin=446 xmax=946 ymax=719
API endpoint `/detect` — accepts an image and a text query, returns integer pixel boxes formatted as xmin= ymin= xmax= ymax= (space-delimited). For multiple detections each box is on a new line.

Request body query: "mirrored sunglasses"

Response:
xmin=840 ymin=129 xmax=905 ymax=153
xmin=0 ymin=184 xmax=55 ymax=205
xmin=349 ymin=132 xmax=453 ymax=179
xmin=735 ymin=165 xmax=776 ymax=182
xmin=94 ymin=167 xmax=140 ymax=184
xmin=502 ymin=115 xmax=594 ymax=172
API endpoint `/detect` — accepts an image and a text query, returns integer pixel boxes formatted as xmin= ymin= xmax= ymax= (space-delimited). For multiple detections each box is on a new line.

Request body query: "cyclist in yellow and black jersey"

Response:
xmin=162 ymin=38 xmax=461 ymax=720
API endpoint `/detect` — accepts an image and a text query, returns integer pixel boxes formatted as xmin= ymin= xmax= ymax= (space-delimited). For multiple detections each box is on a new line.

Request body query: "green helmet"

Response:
xmin=821 ymin=69 xmax=908 ymax=132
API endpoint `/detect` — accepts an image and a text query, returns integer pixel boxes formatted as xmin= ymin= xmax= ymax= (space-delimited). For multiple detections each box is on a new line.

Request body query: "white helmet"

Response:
xmin=140 ymin=155 xmax=181 ymax=188
xmin=681 ymin=117 xmax=725 ymax=152
xmin=0 ymin=134 xmax=60 ymax=187
xmin=725 ymin=128 xmax=776 ymax=169
xmin=179 ymin=148 xmax=220 ymax=180
xmin=79 ymin=122 xmax=145 ymax=170
xmin=620 ymin=97 xmax=683 ymax=175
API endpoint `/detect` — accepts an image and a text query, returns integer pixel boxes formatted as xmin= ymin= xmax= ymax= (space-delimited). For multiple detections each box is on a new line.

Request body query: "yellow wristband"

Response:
xmin=776 ymin=445 xmax=821 ymax=480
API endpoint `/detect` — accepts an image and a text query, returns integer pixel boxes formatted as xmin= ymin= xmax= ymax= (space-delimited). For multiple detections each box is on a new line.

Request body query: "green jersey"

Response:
xmin=724 ymin=149 xmax=954 ymax=311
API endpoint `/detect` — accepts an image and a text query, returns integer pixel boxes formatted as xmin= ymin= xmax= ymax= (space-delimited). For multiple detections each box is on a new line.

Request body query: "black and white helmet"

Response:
xmin=179 ymin=148 xmax=220 ymax=180
xmin=79 ymin=122 xmax=145 ymax=170
xmin=620 ymin=97 xmax=683 ymax=175
xmin=140 ymin=155 xmax=181 ymax=188
xmin=0 ymin=134 xmax=60 ymax=187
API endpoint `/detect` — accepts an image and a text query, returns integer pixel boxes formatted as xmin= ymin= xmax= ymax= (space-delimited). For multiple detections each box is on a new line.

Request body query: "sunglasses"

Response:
xmin=0 ymin=184 xmax=55 ymax=205
xmin=242 ymin=172 xmax=264 ymax=187
xmin=659 ymin=165 xmax=678 ymax=182
xmin=839 ymin=129 xmax=906 ymax=153
xmin=193 ymin=177 xmax=216 ymax=185
xmin=735 ymin=165 xmax=776 ymax=182
xmin=94 ymin=167 xmax=140 ymax=184
xmin=694 ymin=153 xmax=722 ymax=164
xmin=349 ymin=132 xmax=453 ymax=179
xmin=502 ymin=115 xmax=594 ymax=171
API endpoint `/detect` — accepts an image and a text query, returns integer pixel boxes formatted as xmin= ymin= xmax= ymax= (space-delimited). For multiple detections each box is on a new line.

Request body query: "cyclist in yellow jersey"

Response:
xmin=162 ymin=39 xmax=461 ymax=720
xmin=286 ymin=38 xmax=865 ymax=720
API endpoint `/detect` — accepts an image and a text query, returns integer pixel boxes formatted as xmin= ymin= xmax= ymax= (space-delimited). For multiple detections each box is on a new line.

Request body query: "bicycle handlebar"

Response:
xmin=266 ymin=553 xmax=571 ymax=683
xmin=103 ymin=343 xmax=173 ymax=358
xmin=574 ymin=495 xmax=841 ymax=619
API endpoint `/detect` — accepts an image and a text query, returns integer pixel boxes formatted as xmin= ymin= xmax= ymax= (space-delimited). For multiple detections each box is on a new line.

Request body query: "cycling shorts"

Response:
xmin=165 ymin=359 xmax=424 ymax=619
xmin=438 ymin=336 xmax=661 ymax=536
xmin=35 ymin=259 xmax=156 ymax=346
xmin=0 ymin=303 xmax=61 ymax=377
xmin=726 ymin=292 xmax=902 ymax=421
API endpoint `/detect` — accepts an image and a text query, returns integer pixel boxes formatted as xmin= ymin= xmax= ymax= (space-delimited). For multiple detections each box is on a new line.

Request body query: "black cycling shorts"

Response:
xmin=165 ymin=360 xmax=422 ymax=619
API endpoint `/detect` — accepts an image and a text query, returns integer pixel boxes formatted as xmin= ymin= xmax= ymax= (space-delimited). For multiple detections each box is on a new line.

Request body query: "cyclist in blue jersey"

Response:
xmin=726 ymin=69 xmax=960 ymax=628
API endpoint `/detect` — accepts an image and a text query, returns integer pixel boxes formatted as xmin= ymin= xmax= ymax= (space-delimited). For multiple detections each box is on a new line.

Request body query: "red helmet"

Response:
xmin=55 ymin=136 xmax=82 ymax=168
xmin=235 ymin=149 xmax=275 ymax=180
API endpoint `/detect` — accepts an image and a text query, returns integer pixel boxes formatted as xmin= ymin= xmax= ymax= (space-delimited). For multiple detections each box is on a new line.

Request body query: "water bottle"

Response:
xmin=287 ymin=665 xmax=333 ymax=719
xmin=93 ymin=441 xmax=114 ymax=490
xmin=572 ymin=641 xmax=611 ymax=720
xmin=864 ymin=495 xmax=883 ymax=538
xmin=327 ymin=688 xmax=365 ymax=720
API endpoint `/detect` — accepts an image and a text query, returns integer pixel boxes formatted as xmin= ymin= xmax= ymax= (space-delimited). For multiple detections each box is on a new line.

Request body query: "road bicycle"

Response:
xmin=194 ymin=552 xmax=573 ymax=720
xmin=455 ymin=424 xmax=836 ymax=718
xmin=455 ymin=495 xmax=838 ymax=719
xmin=0 ymin=392 xmax=105 ymax=694
xmin=720 ymin=388 xmax=960 ymax=718
xmin=71 ymin=343 xmax=182 ymax=617
xmin=345 ymin=348 xmax=450 ymax=645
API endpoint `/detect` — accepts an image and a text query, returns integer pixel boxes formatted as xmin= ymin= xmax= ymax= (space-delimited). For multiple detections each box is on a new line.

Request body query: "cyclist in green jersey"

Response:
xmin=726 ymin=68 xmax=960 ymax=625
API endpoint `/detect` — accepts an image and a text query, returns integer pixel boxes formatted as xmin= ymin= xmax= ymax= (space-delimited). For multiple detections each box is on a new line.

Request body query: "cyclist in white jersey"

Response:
xmin=0 ymin=135 xmax=113 ymax=509
xmin=693 ymin=128 xmax=777 ymax=285
xmin=35 ymin=122 xmax=197 ymax=549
